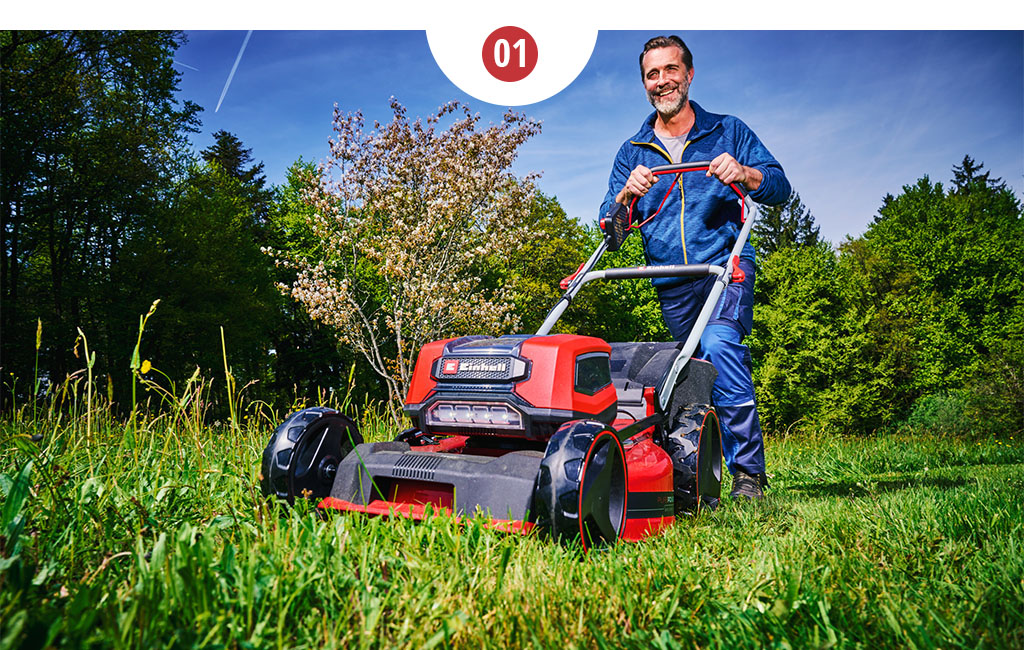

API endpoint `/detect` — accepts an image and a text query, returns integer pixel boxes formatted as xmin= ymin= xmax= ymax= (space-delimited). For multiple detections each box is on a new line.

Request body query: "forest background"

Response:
xmin=2 ymin=30 xmax=1022 ymax=437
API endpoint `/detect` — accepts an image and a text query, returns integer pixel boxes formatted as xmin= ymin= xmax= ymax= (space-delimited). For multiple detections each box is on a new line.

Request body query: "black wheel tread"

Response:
xmin=663 ymin=404 xmax=722 ymax=514
xmin=533 ymin=421 xmax=626 ymax=549
xmin=259 ymin=407 xmax=363 ymax=504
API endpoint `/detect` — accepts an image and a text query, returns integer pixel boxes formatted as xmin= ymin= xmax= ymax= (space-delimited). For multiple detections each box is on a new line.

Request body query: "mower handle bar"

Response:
xmin=552 ymin=264 xmax=729 ymax=302
xmin=598 ymin=264 xmax=717 ymax=280
xmin=535 ymin=159 xmax=760 ymax=413
xmin=647 ymin=161 xmax=748 ymax=198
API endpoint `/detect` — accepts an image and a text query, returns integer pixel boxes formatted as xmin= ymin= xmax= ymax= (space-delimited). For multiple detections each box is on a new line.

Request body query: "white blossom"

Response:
xmin=267 ymin=99 xmax=541 ymax=415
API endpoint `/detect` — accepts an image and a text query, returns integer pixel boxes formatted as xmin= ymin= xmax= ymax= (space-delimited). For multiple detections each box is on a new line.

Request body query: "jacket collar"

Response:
xmin=632 ymin=100 xmax=720 ymax=144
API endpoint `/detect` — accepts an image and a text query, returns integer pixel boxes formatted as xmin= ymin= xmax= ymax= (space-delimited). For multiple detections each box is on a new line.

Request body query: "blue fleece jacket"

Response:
xmin=600 ymin=101 xmax=791 ymax=289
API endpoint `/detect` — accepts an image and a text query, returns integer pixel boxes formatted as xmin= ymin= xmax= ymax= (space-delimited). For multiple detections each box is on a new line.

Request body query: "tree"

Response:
xmin=747 ymin=156 xmax=1023 ymax=435
xmin=855 ymin=162 xmax=1021 ymax=394
xmin=202 ymin=130 xmax=267 ymax=185
xmin=264 ymin=160 xmax=378 ymax=402
xmin=498 ymin=194 xmax=670 ymax=343
xmin=747 ymin=242 xmax=863 ymax=433
xmin=1 ymin=30 xmax=200 ymax=405
xmin=751 ymin=190 xmax=820 ymax=259
xmin=278 ymin=99 xmax=541 ymax=413
xmin=201 ymin=130 xmax=272 ymax=225
xmin=832 ymin=158 xmax=1021 ymax=432
xmin=951 ymin=154 xmax=1000 ymax=194
xmin=129 ymin=160 xmax=279 ymax=394
xmin=564 ymin=226 xmax=670 ymax=343
xmin=499 ymin=193 xmax=590 ymax=333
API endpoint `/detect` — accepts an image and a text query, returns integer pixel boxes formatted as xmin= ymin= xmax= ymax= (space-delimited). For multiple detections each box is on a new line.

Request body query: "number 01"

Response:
xmin=493 ymin=38 xmax=526 ymax=68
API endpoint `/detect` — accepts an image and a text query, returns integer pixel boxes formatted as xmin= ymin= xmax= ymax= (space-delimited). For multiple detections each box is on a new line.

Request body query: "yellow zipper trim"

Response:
xmin=629 ymin=140 xmax=672 ymax=162
xmin=629 ymin=139 xmax=691 ymax=264
xmin=678 ymin=140 xmax=691 ymax=264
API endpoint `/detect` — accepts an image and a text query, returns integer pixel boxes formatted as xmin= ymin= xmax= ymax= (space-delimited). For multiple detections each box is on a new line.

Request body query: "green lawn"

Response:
xmin=1 ymin=412 xmax=1022 ymax=649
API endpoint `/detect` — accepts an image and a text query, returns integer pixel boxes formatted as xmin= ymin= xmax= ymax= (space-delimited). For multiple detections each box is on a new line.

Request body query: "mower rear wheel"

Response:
xmin=663 ymin=405 xmax=722 ymax=513
xmin=533 ymin=420 xmax=627 ymax=550
xmin=260 ymin=407 xmax=363 ymax=504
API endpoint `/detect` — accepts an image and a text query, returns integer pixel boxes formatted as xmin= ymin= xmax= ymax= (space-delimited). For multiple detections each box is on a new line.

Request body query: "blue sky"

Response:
xmin=174 ymin=30 xmax=1023 ymax=244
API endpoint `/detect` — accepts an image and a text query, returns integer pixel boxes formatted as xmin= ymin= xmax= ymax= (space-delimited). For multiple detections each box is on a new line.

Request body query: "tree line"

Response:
xmin=2 ymin=31 xmax=1021 ymax=435
xmin=1 ymin=31 xmax=354 ymax=412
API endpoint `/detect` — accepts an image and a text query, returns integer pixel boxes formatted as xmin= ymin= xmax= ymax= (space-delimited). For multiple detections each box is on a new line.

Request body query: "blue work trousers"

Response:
xmin=656 ymin=258 xmax=765 ymax=476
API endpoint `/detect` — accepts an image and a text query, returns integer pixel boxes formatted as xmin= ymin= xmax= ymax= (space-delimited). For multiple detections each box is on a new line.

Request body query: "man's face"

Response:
xmin=642 ymin=46 xmax=693 ymax=118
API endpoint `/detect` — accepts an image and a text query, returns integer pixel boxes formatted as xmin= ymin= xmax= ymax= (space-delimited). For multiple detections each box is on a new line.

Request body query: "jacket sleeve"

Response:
xmin=731 ymin=118 xmax=791 ymax=206
xmin=598 ymin=142 xmax=635 ymax=223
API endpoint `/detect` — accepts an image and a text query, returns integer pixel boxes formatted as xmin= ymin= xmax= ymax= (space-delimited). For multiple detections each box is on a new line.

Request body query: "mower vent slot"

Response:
xmin=392 ymin=454 xmax=444 ymax=480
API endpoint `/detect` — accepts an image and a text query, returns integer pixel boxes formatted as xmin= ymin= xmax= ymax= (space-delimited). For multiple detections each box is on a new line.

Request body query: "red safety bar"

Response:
xmin=627 ymin=166 xmax=747 ymax=230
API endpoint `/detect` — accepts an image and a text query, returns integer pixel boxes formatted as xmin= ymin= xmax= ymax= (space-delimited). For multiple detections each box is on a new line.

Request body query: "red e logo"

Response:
xmin=442 ymin=359 xmax=460 ymax=375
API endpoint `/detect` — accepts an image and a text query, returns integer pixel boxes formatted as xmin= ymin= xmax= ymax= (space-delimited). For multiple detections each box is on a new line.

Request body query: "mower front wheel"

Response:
xmin=533 ymin=420 xmax=627 ymax=550
xmin=260 ymin=407 xmax=363 ymax=504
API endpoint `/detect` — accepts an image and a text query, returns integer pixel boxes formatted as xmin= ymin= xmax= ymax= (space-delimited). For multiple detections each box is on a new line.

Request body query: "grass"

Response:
xmin=1 ymin=400 xmax=1022 ymax=649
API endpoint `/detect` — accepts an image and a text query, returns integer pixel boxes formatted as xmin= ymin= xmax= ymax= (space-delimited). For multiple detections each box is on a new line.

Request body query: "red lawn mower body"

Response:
xmin=319 ymin=333 xmax=697 ymax=544
xmin=261 ymin=162 xmax=752 ymax=549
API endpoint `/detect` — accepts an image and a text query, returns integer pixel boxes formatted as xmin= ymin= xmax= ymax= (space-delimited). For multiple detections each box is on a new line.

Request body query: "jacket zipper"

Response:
xmin=629 ymin=139 xmax=691 ymax=264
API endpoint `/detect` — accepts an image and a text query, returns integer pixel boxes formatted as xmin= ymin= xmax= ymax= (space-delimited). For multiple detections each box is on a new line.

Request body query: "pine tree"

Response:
xmin=200 ymin=130 xmax=272 ymax=226
xmin=752 ymin=191 xmax=821 ymax=258
xmin=201 ymin=130 xmax=267 ymax=187
xmin=951 ymin=154 xmax=1003 ymax=194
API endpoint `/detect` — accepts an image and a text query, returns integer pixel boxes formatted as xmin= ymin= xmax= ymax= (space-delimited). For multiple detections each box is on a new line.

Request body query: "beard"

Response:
xmin=648 ymin=78 xmax=689 ymax=118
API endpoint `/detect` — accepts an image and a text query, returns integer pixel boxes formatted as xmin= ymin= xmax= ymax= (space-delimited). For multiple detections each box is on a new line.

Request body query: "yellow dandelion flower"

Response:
xmin=141 ymin=360 xmax=152 ymax=374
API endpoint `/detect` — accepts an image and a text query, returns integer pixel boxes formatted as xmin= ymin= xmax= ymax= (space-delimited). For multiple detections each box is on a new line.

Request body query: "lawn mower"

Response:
xmin=260 ymin=161 xmax=759 ymax=550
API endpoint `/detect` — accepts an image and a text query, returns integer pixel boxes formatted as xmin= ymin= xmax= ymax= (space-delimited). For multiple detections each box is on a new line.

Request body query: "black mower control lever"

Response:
xmin=600 ymin=202 xmax=631 ymax=252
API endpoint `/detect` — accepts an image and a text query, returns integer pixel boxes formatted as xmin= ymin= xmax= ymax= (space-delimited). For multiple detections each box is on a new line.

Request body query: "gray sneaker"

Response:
xmin=730 ymin=472 xmax=767 ymax=500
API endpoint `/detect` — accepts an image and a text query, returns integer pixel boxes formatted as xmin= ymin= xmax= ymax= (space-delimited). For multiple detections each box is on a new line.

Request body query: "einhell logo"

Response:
xmin=439 ymin=358 xmax=508 ymax=375
xmin=459 ymin=359 xmax=507 ymax=373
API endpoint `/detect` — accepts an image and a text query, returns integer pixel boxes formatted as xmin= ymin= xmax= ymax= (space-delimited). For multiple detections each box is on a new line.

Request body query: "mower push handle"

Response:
xmin=600 ymin=264 xmax=714 ymax=280
xmin=535 ymin=160 xmax=755 ymax=338
xmin=647 ymin=162 xmax=749 ymax=198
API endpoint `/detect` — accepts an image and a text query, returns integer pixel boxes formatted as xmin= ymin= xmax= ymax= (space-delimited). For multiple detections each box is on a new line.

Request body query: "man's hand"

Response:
xmin=615 ymin=165 xmax=657 ymax=205
xmin=707 ymin=152 xmax=762 ymax=192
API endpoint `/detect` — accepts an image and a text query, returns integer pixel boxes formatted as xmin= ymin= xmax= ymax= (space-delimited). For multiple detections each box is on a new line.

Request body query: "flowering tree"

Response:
xmin=275 ymin=99 xmax=541 ymax=415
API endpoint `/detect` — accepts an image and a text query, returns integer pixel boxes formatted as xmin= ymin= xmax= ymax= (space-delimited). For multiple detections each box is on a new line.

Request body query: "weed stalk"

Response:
xmin=33 ymin=318 xmax=42 ymax=421
xmin=75 ymin=327 xmax=96 ymax=442
xmin=130 ymin=300 xmax=160 ymax=431
xmin=221 ymin=326 xmax=238 ymax=433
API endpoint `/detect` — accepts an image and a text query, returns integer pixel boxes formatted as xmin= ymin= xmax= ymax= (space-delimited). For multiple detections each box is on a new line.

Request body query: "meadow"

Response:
xmin=1 ymin=393 xmax=1022 ymax=649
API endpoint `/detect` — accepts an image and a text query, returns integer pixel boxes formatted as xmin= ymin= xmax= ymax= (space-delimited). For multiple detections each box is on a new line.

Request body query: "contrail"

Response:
xmin=173 ymin=60 xmax=199 ymax=71
xmin=215 ymin=30 xmax=253 ymax=113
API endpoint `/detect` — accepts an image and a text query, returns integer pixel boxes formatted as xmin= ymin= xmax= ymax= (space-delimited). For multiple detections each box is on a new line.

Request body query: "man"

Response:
xmin=600 ymin=35 xmax=791 ymax=499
